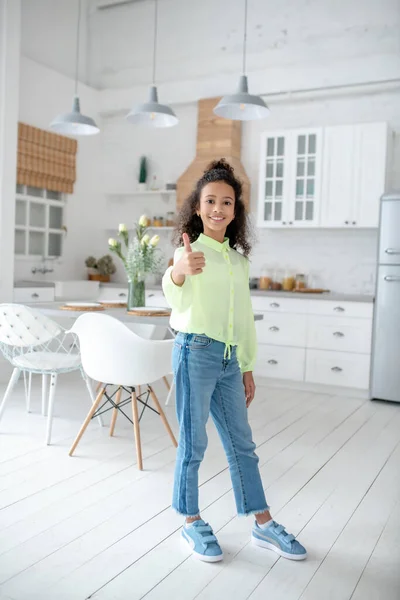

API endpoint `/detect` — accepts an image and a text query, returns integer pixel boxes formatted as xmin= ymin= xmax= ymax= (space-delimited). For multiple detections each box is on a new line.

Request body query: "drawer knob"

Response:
xmin=148 ymin=293 xmax=155 ymax=298
xmin=270 ymin=302 xmax=280 ymax=308
xmin=268 ymin=359 xmax=278 ymax=365
xmin=334 ymin=306 xmax=345 ymax=312
xmin=31 ymin=293 xmax=39 ymax=298
xmin=331 ymin=366 xmax=343 ymax=372
xmin=118 ymin=293 xmax=127 ymax=297
xmin=333 ymin=331 xmax=344 ymax=337
xmin=269 ymin=326 xmax=280 ymax=332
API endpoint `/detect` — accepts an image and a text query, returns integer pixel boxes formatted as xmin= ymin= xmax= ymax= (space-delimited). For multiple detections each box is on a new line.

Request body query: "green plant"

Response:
xmin=85 ymin=256 xmax=97 ymax=268
xmin=139 ymin=156 xmax=147 ymax=184
xmin=84 ymin=254 xmax=116 ymax=275
xmin=108 ymin=217 xmax=164 ymax=282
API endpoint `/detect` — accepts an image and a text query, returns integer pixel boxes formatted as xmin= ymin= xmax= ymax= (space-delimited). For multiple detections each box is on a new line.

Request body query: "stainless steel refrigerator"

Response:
xmin=370 ymin=192 xmax=400 ymax=403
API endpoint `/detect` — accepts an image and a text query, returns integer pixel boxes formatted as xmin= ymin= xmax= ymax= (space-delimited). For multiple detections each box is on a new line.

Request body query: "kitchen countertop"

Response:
xmin=249 ymin=290 xmax=374 ymax=303
xmin=14 ymin=280 xmax=55 ymax=288
xmin=14 ymin=280 xmax=374 ymax=303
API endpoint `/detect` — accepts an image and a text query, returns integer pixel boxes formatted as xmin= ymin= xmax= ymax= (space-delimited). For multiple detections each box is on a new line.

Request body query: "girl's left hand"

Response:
xmin=243 ymin=372 xmax=256 ymax=407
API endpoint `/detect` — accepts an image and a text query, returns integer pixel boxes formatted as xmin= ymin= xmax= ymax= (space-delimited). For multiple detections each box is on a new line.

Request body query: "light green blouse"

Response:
xmin=162 ymin=233 xmax=257 ymax=373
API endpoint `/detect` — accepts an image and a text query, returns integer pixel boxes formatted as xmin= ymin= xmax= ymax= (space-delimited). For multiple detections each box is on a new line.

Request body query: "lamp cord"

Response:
xmin=74 ymin=0 xmax=82 ymax=95
xmin=242 ymin=0 xmax=248 ymax=75
xmin=152 ymin=0 xmax=158 ymax=84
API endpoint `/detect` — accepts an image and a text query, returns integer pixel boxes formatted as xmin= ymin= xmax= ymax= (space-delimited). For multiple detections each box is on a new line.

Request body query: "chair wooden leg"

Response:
xmin=69 ymin=387 xmax=105 ymax=456
xmin=162 ymin=376 xmax=170 ymax=391
xmin=95 ymin=381 xmax=103 ymax=393
xmin=109 ymin=386 xmax=122 ymax=437
xmin=83 ymin=375 xmax=104 ymax=427
xmin=131 ymin=389 xmax=143 ymax=470
xmin=148 ymin=385 xmax=177 ymax=448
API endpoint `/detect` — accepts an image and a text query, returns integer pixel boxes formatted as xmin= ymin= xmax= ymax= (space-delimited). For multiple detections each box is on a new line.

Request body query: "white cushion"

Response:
xmin=13 ymin=351 xmax=81 ymax=372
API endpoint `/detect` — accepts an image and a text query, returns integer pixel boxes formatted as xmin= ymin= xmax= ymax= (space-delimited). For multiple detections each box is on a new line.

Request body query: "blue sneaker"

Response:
xmin=252 ymin=520 xmax=307 ymax=561
xmin=182 ymin=520 xmax=223 ymax=562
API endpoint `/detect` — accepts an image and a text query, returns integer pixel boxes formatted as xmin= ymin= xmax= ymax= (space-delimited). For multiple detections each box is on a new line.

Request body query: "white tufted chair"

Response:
xmin=0 ymin=304 xmax=102 ymax=444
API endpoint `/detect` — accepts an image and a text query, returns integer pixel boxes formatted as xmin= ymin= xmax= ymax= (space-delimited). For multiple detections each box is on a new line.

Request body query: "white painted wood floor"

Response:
xmin=0 ymin=371 xmax=399 ymax=600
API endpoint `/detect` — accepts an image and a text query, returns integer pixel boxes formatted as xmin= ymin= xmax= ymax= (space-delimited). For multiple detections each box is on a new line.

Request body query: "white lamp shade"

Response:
xmin=214 ymin=75 xmax=270 ymax=121
xmin=50 ymin=96 xmax=100 ymax=136
xmin=126 ymin=86 xmax=178 ymax=128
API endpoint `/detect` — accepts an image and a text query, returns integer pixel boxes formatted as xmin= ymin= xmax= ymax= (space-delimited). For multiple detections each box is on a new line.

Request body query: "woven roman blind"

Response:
xmin=17 ymin=123 xmax=78 ymax=194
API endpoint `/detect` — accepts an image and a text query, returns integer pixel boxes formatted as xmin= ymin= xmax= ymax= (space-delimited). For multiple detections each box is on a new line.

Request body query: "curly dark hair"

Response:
xmin=173 ymin=158 xmax=252 ymax=256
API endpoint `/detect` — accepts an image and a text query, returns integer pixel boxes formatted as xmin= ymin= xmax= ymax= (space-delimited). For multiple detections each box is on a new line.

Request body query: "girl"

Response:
xmin=162 ymin=159 xmax=307 ymax=563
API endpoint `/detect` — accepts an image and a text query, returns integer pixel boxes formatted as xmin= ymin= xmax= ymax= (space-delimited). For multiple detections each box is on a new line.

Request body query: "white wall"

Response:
xmin=0 ymin=0 xmax=21 ymax=302
xmin=15 ymin=57 xmax=106 ymax=283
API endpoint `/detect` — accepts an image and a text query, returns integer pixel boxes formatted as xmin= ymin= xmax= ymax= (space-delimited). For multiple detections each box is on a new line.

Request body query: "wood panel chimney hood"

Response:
xmin=176 ymin=97 xmax=250 ymax=210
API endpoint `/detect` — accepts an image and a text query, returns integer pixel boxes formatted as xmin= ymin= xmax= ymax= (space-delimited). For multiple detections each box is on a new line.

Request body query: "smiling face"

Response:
xmin=197 ymin=181 xmax=236 ymax=242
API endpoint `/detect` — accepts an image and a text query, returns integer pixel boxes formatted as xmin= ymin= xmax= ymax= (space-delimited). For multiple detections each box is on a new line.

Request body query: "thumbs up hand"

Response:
xmin=171 ymin=233 xmax=206 ymax=286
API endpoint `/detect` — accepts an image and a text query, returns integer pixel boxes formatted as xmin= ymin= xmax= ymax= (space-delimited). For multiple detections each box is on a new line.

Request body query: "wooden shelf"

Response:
xmin=106 ymin=226 xmax=174 ymax=233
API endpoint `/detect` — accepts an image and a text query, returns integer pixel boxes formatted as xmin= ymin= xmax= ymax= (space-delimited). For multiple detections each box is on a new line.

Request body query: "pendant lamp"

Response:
xmin=50 ymin=0 xmax=100 ymax=135
xmin=126 ymin=0 xmax=178 ymax=127
xmin=214 ymin=0 xmax=270 ymax=121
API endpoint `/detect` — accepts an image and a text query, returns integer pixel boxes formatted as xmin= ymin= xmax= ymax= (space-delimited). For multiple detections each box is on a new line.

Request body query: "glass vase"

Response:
xmin=127 ymin=278 xmax=145 ymax=310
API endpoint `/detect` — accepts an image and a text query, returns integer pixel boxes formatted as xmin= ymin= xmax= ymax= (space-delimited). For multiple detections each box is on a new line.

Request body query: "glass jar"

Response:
xmin=166 ymin=211 xmax=175 ymax=227
xmin=259 ymin=266 xmax=272 ymax=290
xmin=295 ymin=273 xmax=307 ymax=291
xmin=271 ymin=268 xmax=284 ymax=291
xmin=282 ymin=269 xmax=295 ymax=291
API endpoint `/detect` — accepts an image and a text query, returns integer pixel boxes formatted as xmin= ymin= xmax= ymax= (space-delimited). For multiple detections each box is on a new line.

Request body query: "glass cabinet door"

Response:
xmin=290 ymin=130 xmax=321 ymax=226
xmin=260 ymin=134 xmax=287 ymax=225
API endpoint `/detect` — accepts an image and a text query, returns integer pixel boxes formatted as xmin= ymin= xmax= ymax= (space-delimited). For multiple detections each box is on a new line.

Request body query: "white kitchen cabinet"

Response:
xmin=256 ymin=312 xmax=307 ymax=347
xmin=255 ymin=345 xmax=305 ymax=382
xmin=257 ymin=129 xmax=323 ymax=228
xmin=305 ymin=349 xmax=370 ymax=389
xmin=252 ymin=293 xmax=373 ymax=390
xmin=307 ymin=315 xmax=372 ymax=354
xmin=13 ymin=287 xmax=54 ymax=303
xmin=321 ymin=122 xmax=390 ymax=228
xmin=97 ymin=286 xmax=128 ymax=302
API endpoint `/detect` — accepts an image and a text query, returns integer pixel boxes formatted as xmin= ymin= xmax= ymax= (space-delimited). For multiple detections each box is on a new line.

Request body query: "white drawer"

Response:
xmin=98 ymin=287 xmax=128 ymax=301
xmin=251 ymin=295 xmax=308 ymax=314
xmin=146 ymin=290 xmax=169 ymax=308
xmin=308 ymin=300 xmax=373 ymax=319
xmin=255 ymin=345 xmax=305 ymax=381
xmin=13 ymin=287 xmax=55 ymax=303
xmin=256 ymin=312 xmax=307 ymax=347
xmin=307 ymin=315 xmax=372 ymax=354
xmin=305 ymin=349 xmax=370 ymax=389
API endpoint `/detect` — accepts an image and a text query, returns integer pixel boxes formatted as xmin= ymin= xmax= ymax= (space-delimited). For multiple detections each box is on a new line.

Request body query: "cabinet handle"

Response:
xmin=384 ymin=275 xmax=400 ymax=282
xmin=269 ymin=326 xmax=280 ymax=332
xmin=344 ymin=221 xmax=349 ymax=225
xmin=334 ymin=306 xmax=345 ymax=312
xmin=331 ymin=366 xmax=343 ymax=372
xmin=148 ymin=293 xmax=155 ymax=297
xmin=270 ymin=302 xmax=280 ymax=308
xmin=118 ymin=293 xmax=127 ymax=297
xmin=31 ymin=293 xmax=39 ymax=298
xmin=282 ymin=221 xmax=286 ymax=225
xmin=333 ymin=331 xmax=344 ymax=337
xmin=289 ymin=221 xmax=293 ymax=225
xmin=352 ymin=221 xmax=356 ymax=225
xmin=385 ymin=248 xmax=400 ymax=255
xmin=268 ymin=359 xmax=278 ymax=365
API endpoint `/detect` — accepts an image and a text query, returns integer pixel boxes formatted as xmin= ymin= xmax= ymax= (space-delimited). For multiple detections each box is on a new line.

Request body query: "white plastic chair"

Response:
xmin=0 ymin=304 xmax=102 ymax=444
xmin=67 ymin=312 xmax=177 ymax=470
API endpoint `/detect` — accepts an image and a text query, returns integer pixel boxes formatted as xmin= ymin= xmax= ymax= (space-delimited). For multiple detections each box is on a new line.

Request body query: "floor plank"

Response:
xmin=0 ymin=374 xmax=398 ymax=600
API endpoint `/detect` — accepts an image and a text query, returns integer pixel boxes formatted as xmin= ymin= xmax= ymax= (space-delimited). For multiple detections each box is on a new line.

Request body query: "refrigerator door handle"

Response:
xmin=385 ymin=248 xmax=400 ymax=255
xmin=384 ymin=275 xmax=400 ymax=282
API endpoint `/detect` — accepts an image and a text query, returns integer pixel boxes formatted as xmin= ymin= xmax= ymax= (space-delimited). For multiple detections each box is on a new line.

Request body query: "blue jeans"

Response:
xmin=172 ymin=332 xmax=269 ymax=517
